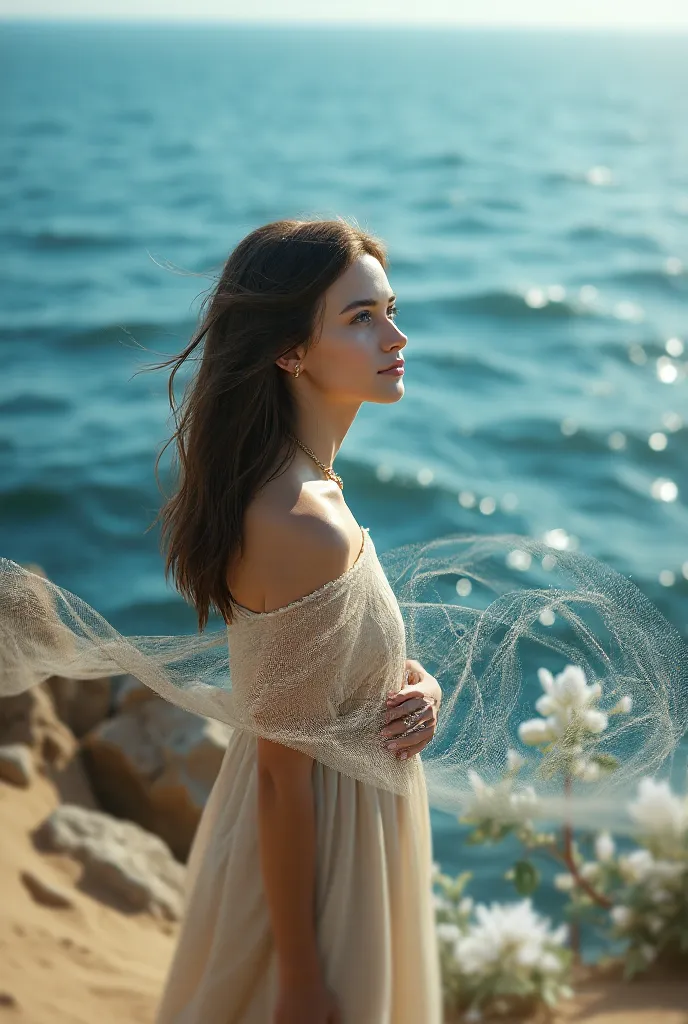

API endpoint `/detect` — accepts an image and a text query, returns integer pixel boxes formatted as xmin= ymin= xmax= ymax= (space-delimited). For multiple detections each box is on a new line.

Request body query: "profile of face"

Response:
xmin=279 ymin=254 xmax=408 ymax=405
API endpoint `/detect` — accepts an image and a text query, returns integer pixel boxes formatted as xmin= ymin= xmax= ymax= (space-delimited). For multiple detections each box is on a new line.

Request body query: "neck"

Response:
xmin=290 ymin=387 xmax=362 ymax=470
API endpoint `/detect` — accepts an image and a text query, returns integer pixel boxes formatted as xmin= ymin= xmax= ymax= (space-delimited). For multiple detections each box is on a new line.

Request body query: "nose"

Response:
xmin=385 ymin=320 xmax=407 ymax=350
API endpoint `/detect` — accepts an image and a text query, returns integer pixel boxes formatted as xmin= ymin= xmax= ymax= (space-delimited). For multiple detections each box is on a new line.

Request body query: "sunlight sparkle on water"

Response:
xmin=376 ymin=464 xmax=394 ymax=482
xmin=539 ymin=608 xmax=556 ymax=626
xmin=458 ymin=490 xmax=476 ymax=509
xmin=417 ymin=467 xmax=434 ymax=487
xmin=586 ymin=166 xmax=613 ymax=186
xmin=560 ymin=418 xmax=578 ymax=436
xmin=665 ymin=337 xmax=684 ymax=357
xmin=659 ymin=570 xmax=676 ymax=587
xmin=524 ymin=288 xmax=548 ymax=309
xmin=542 ymin=554 xmax=558 ymax=571
xmin=479 ymin=496 xmax=497 ymax=515
xmin=650 ymin=478 xmax=678 ymax=502
xmin=500 ymin=492 xmax=519 ymax=512
xmin=628 ymin=344 xmax=647 ymax=365
xmin=648 ymin=432 xmax=668 ymax=451
xmin=608 ymin=431 xmax=627 ymax=450
xmin=456 ymin=578 xmax=472 ymax=598
xmin=614 ymin=301 xmax=644 ymax=323
xmin=506 ymin=549 xmax=532 ymax=571
xmin=662 ymin=412 xmax=683 ymax=432
xmin=665 ymin=258 xmax=684 ymax=276
xmin=656 ymin=357 xmax=679 ymax=384
xmin=579 ymin=285 xmax=599 ymax=305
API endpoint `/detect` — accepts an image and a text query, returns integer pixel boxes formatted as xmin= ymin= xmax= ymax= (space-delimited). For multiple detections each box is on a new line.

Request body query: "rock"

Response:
xmin=0 ymin=743 xmax=34 ymax=787
xmin=34 ymin=804 xmax=185 ymax=920
xmin=82 ymin=699 xmax=230 ymax=860
xmin=112 ymin=673 xmax=157 ymax=712
xmin=20 ymin=869 xmax=75 ymax=909
xmin=0 ymin=686 xmax=76 ymax=770
xmin=43 ymin=674 xmax=112 ymax=738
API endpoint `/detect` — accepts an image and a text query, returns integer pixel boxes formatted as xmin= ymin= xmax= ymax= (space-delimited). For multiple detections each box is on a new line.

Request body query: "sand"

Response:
xmin=0 ymin=769 xmax=686 ymax=1024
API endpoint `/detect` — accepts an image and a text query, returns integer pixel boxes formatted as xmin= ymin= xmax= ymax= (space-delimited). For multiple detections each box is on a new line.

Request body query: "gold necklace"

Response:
xmin=291 ymin=436 xmax=344 ymax=491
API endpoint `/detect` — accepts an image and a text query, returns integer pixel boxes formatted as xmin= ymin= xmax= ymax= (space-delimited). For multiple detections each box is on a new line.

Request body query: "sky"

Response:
xmin=1 ymin=0 xmax=688 ymax=29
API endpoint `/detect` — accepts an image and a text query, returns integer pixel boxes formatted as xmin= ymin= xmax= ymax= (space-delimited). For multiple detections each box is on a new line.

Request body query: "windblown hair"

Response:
xmin=141 ymin=217 xmax=387 ymax=631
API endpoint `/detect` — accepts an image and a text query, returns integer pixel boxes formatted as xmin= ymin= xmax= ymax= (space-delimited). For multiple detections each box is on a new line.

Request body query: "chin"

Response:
xmin=372 ymin=380 xmax=405 ymax=404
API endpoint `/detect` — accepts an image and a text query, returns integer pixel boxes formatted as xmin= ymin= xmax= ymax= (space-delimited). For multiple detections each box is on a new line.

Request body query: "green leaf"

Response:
xmin=592 ymin=753 xmax=619 ymax=772
xmin=513 ymin=859 xmax=541 ymax=896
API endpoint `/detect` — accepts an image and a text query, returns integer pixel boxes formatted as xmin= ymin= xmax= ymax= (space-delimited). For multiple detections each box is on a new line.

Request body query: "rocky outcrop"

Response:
xmin=20 ymin=869 xmax=75 ymax=909
xmin=82 ymin=697 xmax=230 ymax=860
xmin=34 ymin=803 xmax=185 ymax=920
xmin=43 ymin=675 xmax=111 ymax=738
xmin=0 ymin=686 xmax=76 ymax=770
xmin=0 ymin=743 xmax=34 ymax=787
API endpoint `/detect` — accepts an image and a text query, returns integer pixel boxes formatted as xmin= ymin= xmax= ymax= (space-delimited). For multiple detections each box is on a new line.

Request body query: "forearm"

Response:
xmin=257 ymin=765 xmax=321 ymax=984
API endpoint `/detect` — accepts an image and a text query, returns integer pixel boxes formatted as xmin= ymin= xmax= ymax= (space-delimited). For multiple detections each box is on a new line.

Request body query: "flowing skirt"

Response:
xmin=154 ymin=729 xmax=442 ymax=1023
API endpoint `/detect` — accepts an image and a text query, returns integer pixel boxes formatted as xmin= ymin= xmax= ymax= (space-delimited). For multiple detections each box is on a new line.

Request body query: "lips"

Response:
xmin=378 ymin=359 xmax=405 ymax=373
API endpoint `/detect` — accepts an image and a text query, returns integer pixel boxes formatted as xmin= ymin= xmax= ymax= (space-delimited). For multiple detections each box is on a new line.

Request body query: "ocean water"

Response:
xmin=1 ymin=22 xmax=687 ymax=944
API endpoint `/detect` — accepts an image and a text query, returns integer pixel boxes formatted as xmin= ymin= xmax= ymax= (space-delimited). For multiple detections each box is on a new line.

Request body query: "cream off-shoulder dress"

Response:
xmin=154 ymin=526 xmax=442 ymax=1024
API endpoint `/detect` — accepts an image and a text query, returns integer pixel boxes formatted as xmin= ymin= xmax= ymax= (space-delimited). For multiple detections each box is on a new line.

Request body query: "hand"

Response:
xmin=378 ymin=658 xmax=442 ymax=760
xmin=274 ymin=978 xmax=341 ymax=1024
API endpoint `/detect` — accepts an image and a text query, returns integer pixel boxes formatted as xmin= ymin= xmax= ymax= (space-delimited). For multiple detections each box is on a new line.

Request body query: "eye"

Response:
xmin=351 ymin=305 xmax=399 ymax=324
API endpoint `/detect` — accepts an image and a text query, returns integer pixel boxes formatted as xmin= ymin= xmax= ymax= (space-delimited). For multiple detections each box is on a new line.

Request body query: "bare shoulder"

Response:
xmin=235 ymin=485 xmax=361 ymax=615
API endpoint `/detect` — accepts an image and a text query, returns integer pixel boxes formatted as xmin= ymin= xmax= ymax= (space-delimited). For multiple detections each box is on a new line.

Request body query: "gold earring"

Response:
xmin=293 ymin=363 xmax=301 ymax=378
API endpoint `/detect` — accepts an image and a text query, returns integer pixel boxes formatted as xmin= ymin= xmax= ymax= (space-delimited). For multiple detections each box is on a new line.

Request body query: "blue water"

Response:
xmin=1 ymin=22 xmax=687 ymax=950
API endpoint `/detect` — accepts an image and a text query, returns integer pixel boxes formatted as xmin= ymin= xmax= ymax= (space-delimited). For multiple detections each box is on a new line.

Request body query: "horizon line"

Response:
xmin=2 ymin=16 xmax=688 ymax=32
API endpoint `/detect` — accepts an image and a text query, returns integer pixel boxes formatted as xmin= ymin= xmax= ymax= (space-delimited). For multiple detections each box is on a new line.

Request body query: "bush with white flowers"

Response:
xmin=433 ymin=661 xmax=688 ymax=1016
xmin=432 ymin=863 xmax=572 ymax=1020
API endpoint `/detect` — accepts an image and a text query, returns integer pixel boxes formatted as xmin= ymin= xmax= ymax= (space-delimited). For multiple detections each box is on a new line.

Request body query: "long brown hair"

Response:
xmin=140 ymin=217 xmax=387 ymax=631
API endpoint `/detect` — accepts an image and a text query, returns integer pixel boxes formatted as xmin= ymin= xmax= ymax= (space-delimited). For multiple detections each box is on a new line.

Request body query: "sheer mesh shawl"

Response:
xmin=1 ymin=527 xmax=687 ymax=830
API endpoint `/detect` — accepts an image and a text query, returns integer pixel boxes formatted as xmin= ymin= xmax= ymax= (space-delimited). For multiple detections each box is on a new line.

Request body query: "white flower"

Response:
xmin=580 ymin=861 xmax=601 ymax=882
xmin=628 ymin=778 xmax=688 ymax=845
xmin=595 ymin=831 xmax=616 ymax=863
xmin=459 ymin=896 xmax=474 ymax=914
xmin=640 ymin=944 xmax=657 ymax=964
xmin=518 ymin=717 xmax=557 ymax=746
xmin=610 ymin=695 xmax=633 ymax=714
xmin=521 ymin=664 xmax=624 ymax=753
xmin=506 ymin=748 xmax=526 ymax=772
xmin=465 ymin=769 xmax=539 ymax=826
xmin=464 ymin=1009 xmax=483 ymax=1023
xmin=554 ymin=873 xmax=574 ymax=892
xmin=618 ymin=849 xmax=655 ymax=883
xmin=454 ymin=899 xmax=566 ymax=979
xmin=611 ymin=905 xmax=632 ymax=930
xmin=581 ymin=708 xmax=608 ymax=734
xmin=573 ymin=757 xmax=601 ymax=782
xmin=647 ymin=915 xmax=664 ymax=935
xmin=437 ymin=921 xmax=462 ymax=945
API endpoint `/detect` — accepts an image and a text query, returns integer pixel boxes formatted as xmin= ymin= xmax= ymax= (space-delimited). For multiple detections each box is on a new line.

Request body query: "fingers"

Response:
xmin=380 ymin=701 xmax=431 ymax=739
xmin=381 ymin=695 xmax=426 ymax=728
xmin=386 ymin=685 xmax=426 ymax=706
xmin=382 ymin=720 xmax=435 ymax=757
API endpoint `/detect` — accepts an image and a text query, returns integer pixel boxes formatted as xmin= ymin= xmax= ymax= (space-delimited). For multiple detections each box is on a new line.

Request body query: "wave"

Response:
xmin=0 ymin=484 xmax=71 ymax=519
xmin=0 ymin=394 xmax=69 ymax=417
xmin=436 ymin=289 xmax=590 ymax=320
xmin=567 ymin=225 xmax=662 ymax=254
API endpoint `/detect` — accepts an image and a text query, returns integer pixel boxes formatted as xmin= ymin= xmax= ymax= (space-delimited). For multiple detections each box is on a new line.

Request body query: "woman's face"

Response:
xmin=289 ymin=253 xmax=407 ymax=405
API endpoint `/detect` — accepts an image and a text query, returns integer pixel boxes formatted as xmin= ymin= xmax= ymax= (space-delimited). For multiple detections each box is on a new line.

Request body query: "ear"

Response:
xmin=275 ymin=349 xmax=304 ymax=373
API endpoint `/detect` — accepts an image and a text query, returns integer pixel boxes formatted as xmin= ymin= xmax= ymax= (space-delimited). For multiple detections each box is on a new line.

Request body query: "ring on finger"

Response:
xmin=402 ymin=706 xmax=426 ymax=728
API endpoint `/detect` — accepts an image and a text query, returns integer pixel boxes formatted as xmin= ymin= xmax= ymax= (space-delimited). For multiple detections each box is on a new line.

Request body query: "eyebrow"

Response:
xmin=339 ymin=295 xmax=396 ymax=315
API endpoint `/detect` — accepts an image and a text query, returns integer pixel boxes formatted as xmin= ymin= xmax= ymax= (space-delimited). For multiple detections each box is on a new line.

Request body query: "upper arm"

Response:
xmin=247 ymin=506 xmax=354 ymax=781
xmin=245 ymin=505 xmax=353 ymax=615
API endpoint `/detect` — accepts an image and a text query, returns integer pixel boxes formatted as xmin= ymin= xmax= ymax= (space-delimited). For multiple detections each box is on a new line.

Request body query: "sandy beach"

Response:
xmin=1 ymin=767 xmax=686 ymax=1024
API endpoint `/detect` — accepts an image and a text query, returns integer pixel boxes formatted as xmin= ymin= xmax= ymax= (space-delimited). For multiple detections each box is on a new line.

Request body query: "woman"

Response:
xmin=149 ymin=218 xmax=444 ymax=1022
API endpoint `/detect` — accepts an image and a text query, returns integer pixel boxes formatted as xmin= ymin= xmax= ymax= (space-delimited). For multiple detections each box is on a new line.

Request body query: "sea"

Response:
xmin=1 ymin=21 xmax=687 ymax=957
